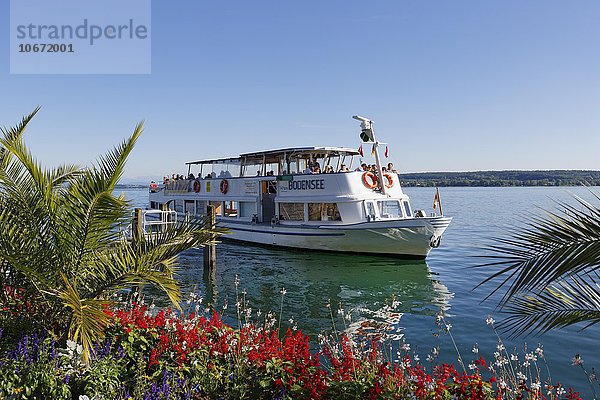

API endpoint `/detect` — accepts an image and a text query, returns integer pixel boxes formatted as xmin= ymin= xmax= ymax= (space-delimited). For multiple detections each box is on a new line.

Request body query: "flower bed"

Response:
xmin=0 ymin=301 xmax=582 ymax=399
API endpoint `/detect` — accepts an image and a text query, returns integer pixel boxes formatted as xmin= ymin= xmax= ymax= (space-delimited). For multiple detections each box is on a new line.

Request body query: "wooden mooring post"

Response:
xmin=203 ymin=204 xmax=216 ymax=269
xmin=132 ymin=208 xmax=144 ymax=243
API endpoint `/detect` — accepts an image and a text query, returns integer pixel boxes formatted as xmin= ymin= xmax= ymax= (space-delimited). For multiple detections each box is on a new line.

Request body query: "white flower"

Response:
xmin=486 ymin=316 xmax=495 ymax=326
xmin=496 ymin=342 xmax=505 ymax=351
xmin=510 ymin=354 xmax=519 ymax=361
xmin=557 ymin=387 xmax=566 ymax=396
xmin=572 ymin=354 xmax=584 ymax=366
xmin=468 ymin=362 xmax=476 ymax=371
xmin=535 ymin=345 xmax=544 ymax=357
xmin=472 ymin=343 xmax=479 ymax=354
xmin=79 ymin=396 xmax=90 ymax=400
xmin=517 ymin=371 xmax=527 ymax=381
xmin=280 ymin=287 xmax=287 ymax=295
xmin=531 ymin=381 xmax=541 ymax=391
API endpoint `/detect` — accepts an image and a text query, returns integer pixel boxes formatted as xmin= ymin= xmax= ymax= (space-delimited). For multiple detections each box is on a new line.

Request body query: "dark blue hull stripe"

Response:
xmin=227 ymin=226 xmax=345 ymax=237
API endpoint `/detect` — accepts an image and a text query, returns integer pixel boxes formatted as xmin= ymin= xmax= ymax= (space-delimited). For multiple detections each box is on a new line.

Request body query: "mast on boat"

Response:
xmin=352 ymin=115 xmax=387 ymax=195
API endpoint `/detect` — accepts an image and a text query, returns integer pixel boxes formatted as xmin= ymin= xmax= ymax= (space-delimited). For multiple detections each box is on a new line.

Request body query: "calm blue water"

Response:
xmin=119 ymin=186 xmax=600 ymax=397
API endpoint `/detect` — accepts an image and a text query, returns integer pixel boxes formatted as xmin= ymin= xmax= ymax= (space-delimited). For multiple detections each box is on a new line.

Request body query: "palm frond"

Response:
xmin=480 ymin=195 xmax=600 ymax=305
xmin=0 ymin=107 xmax=40 ymax=170
xmin=479 ymin=191 xmax=600 ymax=334
xmin=56 ymin=273 xmax=113 ymax=365
xmin=499 ymin=273 xmax=600 ymax=336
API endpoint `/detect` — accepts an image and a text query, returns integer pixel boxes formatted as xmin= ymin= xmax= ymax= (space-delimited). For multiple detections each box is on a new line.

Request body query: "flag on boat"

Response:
xmin=433 ymin=187 xmax=443 ymax=215
xmin=384 ymin=146 xmax=389 ymax=158
xmin=358 ymin=144 xmax=364 ymax=157
xmin=371 ymin=144 xmax=376 ymax=156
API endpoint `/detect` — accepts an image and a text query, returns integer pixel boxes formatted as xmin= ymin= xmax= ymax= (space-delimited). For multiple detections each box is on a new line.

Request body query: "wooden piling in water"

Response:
xmin=203 ymin=204 xmax=216 ymax=269
xmin=132 ymin=208 xmax=144 ymax=243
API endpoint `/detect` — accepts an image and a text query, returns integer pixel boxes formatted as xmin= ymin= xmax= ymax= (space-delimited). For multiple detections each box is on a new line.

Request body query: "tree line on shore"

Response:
xmin=399 ymin=170 xmax=600 ymax=187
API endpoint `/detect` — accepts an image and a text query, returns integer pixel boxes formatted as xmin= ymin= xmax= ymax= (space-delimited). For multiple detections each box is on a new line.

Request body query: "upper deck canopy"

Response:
xmin=186 ymin=146 xmax=360 ymax=165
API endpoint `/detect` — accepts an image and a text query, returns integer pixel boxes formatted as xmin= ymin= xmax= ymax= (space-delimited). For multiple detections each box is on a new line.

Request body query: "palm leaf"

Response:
xmin=499 ymin=273 xmax=600 ymax=336
xmin=0 ymin=107 xmax=40 ymax=170
xmin=479 ymin=190 xmax=600 ymax=334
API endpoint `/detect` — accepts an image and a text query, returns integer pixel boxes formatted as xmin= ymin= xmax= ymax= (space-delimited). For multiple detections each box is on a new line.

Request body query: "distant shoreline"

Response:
xmin=399 ymin=170 xmax=600 ymax=187
xmin=117 ymin=170 xmax=600 ymax=188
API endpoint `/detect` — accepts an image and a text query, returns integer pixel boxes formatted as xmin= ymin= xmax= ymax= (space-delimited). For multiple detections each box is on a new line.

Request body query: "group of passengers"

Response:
xmin=162 ymin=170 xmax=235 ymax=188
xmin=356 ymin=162 xmax=398 ymax=174
xmin=160 ymin=162 xmax=398 ymax=187
xmin=302 ymin=162 xmax=352 ymax=174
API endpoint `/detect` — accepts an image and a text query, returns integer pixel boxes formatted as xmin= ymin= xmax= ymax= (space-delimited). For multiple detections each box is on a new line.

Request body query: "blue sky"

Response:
xmin=1 ymin=1 xmax=599 ymax=180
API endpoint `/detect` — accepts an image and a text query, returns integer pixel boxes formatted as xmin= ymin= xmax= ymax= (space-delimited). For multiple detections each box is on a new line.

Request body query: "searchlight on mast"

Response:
xmin=352 ymin=115 xmax=387 ymax=195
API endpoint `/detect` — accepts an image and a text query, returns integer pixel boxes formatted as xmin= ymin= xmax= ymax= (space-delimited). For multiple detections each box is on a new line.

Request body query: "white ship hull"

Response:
xmin=219 ymin=216 xmax=451 ymax=258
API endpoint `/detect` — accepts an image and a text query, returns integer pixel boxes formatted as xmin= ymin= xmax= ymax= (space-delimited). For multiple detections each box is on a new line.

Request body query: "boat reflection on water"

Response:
xmin=156 ymin=243 xmax=454 ymax=337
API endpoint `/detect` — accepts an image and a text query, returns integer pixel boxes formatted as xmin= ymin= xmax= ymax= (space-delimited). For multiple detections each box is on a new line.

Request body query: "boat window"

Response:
xmin=210 ymin=201 xmax=223 ymax=216
xmin=279 ymin=203 xmax=304 ymax=221
xmin=195 ymin=200 xmax=207 ymax=215
xmin=378 ymin=200 xmax=402 ymax=219
xmin=403 ymin=201 xmax=411 ymax=218
xmin=174 ymin=200 xmax=184 ymax=214
xmin=239 ymin=201 xmax=257 ymax=218
xmin=184 ymin=200 xmax=195 ymax=214
xmin=308 ymin=203 xmax=341 ymax=221
xmin=224 ymin=201 xmax=238 ymax=218
xmin=365 ymin=201 xmax=376 ymax=220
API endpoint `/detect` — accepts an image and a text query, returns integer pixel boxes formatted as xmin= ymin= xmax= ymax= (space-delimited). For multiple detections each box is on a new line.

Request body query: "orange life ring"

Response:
xmin=383 ymin=173 xmax=394 ymax=188
xmin=193 ymin=179 xmax=201 ymax=193
xmin=362 ymin=172 xmax=378 ymax=189
xmin=220 ymin=179 xmax=229 ymax=194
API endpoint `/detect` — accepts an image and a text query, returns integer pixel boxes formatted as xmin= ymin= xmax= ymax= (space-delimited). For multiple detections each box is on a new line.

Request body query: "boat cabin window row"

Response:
xmin=170 ymin=200 xmax=256 ymax=219
xmin=278 ymin=202 xmax=342 ymax=222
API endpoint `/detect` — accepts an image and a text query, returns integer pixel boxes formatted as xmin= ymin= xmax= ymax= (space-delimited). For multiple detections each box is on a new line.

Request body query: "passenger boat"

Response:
xmin=148 ymin=116 xmax=451 ymax=258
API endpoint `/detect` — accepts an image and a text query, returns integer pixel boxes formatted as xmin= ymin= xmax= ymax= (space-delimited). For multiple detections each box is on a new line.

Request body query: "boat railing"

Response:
xmin=122 ymin=209 xmax=178 ymax=241
xmin=163 ymin=180 xmax=192 ymax=193
xmin=142 ymin=209 xmax=178 ymax=230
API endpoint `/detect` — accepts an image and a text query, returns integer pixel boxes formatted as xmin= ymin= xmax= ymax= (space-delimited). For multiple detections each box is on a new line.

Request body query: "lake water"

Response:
xmin=119 ymin=186 xmax=600 ymax=397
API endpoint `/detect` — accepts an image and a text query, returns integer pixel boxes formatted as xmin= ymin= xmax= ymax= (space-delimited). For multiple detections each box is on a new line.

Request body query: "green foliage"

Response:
xmin=0 ymin=110 xmax=219 ymax=363
xmin=479 ymin=191 xmax=600 ymax=335
xmin=0 ymin=337 xmax=71 ymax=400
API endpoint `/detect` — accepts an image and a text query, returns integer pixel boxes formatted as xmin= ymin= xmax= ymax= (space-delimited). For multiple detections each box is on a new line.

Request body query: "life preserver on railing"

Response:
xmin=383 ymin=173 xmax=394 ymax=188
xmin=220 ymin=179 xmax=229 ymax=194
xmin=193 ymin=179 xmax=201 ymax=193
xmin=362 ymin=172 xmax=378 ymax=189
